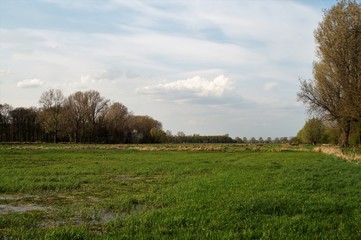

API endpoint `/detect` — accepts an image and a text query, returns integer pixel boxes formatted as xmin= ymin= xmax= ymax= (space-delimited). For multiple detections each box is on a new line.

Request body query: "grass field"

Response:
xmin=1 ymin=144 xmax=361 ymax=239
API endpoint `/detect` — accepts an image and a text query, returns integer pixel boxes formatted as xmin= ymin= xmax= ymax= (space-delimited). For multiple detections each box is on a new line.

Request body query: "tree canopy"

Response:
xmin=297 ymin=118 xmax=326 ymax=145
xmin=298 ymin=0 xmax=361 ymax=147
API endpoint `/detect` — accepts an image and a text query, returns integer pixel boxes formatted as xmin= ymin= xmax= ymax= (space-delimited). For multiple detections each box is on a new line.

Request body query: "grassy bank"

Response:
xmin=1 ymin=144 xmax=361 ymax=239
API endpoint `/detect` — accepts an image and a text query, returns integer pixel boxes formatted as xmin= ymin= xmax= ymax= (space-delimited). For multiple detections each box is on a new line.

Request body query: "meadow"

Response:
xmin=1 ymin=144 xmax=361 ymax=239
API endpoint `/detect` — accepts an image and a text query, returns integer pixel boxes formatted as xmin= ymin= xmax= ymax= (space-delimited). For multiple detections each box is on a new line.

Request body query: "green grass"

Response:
xmin=1 ymin=144 xmax=361 ymax=239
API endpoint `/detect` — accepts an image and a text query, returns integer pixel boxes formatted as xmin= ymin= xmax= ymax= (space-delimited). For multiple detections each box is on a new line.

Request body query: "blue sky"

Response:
xmin=0 ymin=0 xmax=338 ymax=138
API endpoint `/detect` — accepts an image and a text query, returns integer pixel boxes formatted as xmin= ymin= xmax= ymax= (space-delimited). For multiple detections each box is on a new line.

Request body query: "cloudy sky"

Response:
xmin=0 ymin=0 xmax=336 ymax=138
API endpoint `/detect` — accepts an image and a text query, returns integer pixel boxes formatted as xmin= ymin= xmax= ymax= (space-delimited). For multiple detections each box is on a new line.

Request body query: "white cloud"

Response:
xmin=16 ymin=79 xmax=44 ymax=88
xmin=138 ymin=75 xmax=239 ymax=105
xmin=160 ymin=75 xmax=232 ymax=97
xmin=80 ymin=75 xmax=95 ymax=84
xmin=263 ymin=82 xmax=278 ymax=91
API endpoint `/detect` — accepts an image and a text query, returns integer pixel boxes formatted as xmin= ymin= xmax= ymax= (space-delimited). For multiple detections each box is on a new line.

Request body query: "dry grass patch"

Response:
xmin=314 ymin=145 xmax=361 ymax=161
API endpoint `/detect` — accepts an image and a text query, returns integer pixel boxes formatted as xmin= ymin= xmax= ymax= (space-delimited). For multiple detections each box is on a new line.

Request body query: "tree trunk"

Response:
xmin=54 ymin=130 xmax=57 ymax=143
xmin=338 ymin=121 xmax=351 ymax=147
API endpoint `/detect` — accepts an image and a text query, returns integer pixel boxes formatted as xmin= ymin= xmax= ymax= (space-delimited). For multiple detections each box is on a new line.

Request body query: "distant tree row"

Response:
xmin=165 ymin=132 xmax=293 ymax=144
xmin=234 ymin=136 xmax=293 ymax=144
xmin=0 ymin=89 xmax=163 ymax=144
xmin=167 ymin=133 xmax=234 ymax=144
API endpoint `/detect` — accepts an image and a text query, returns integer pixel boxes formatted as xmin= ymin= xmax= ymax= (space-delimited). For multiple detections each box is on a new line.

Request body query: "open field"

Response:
xmin=1 ymin=144 xmax=361 ymax=239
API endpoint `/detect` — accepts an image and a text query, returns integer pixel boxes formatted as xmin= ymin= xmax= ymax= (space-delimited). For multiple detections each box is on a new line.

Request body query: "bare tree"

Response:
xmin=85 ymin=90 xmax=109 ymax=142
xmin=64 ymin=90 xmax=109 ymax=143
xmin=38 ymin=89 xmax=65 ymax=143
xmin=104 ymin=102 xmax=129 ymax=143
xmin=64 ymin=91 xmax=84 ymax=143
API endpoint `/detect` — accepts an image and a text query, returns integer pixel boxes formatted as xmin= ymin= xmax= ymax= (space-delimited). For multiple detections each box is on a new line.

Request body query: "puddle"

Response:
xmin=0 ymin=194 xmax=154 ymax=228
xmin=90 ymin=210 xmax=117 ymax=224
xmin=0 ymin=194 xmax=53 ymax=214
xmin=0 ymin=194 xmax=38 ymax=200
xmin=0 ymin=204 xmax=51 ymax=214
xmin=39 ymin=209 xmax=117 ymax=228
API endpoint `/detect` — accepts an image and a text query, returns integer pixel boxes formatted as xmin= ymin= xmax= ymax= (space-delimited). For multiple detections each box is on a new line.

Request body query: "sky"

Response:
xmin=0 ymin=0 xmax=338 ymax=138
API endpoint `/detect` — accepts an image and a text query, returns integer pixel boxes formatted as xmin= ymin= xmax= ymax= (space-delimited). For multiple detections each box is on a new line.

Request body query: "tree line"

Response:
xmin=167 ymin=134 xmax=293 ymax=144
xmin=0 ymin=89 xmax=296 ymax=145
xmin=0 ymin=89 xmax=163 ymax=144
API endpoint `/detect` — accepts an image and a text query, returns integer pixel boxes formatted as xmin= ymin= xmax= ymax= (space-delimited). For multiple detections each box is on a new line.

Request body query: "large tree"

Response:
xmin=298 ymin=0 xmax=361 ymax=147
xmin=104 ymin=102 xmax=130 ymax=143
xmin=10 ymin=107 xmax=40 ymax=142
xmin=38 ymin=89 xmax=65 ymax=143
xmin=84 ymin=90 xmax=109 ymax=142
xmin=64 ymin=90 xmax=109 ymax=143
